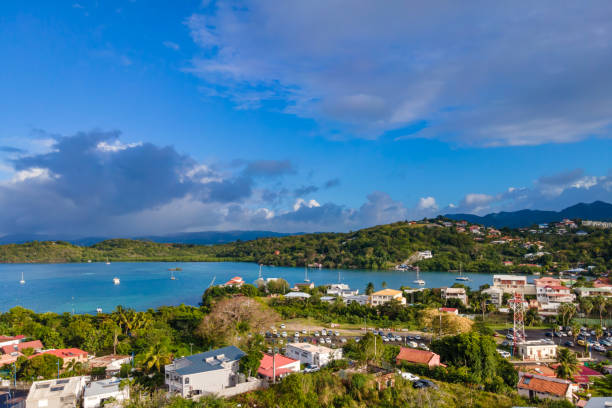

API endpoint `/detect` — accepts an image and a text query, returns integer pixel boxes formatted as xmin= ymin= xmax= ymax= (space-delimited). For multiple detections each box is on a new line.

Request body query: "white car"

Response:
xmin=302 ymin=329 xmax=307 ymax=334
xmin=335 ymin=331 xmax=340 ymax=337
xmin=409 ymin=341 xmax=418 ymax=348
xmin=383 ymin=337 xmax=389 ymax=342
xmin=281 ymin=331 xmax=287 ymax=337
xmin=497 ymin=349 xmax=511 ymax=358
xmin=314 ymin=331 xmax=320 ymax=337
xmin=280 ymin=324 xmax=286 ymax=329
xmin=400 ymin=372 xmax=420 ymax=382
xmin=325 ymin=337 xmax=332 ymax=344
xmin=340 ymin=338 xmax=348 ymax=343
xmin=294 ymin=332 xmax=300 ymax=337
xmin=322 ymin=329 xmax=327 ymax=336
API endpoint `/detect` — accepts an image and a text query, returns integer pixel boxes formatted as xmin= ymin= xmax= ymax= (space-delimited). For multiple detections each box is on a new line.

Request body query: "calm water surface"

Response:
xmin=0 ymin=262 xmax=533 ymax=314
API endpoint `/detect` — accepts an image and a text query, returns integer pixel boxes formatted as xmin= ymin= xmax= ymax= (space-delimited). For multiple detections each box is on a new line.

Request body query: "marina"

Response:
xmin=0 ymin=262 xmax=538 ymax=314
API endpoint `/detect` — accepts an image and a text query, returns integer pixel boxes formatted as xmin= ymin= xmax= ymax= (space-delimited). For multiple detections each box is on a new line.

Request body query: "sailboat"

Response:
xmin=170 ymin=270 xmax=176 ymax=280
xmin=106 ymin=257 xmax=111 ymax=265
xmin=113 ymin=277 xmax=120 ymax=285
xmin=304 ymin=266 xmax=310 ymax=282
xmin=413 ymin=267 xmax=425 ymax=286
xmin=455 ymin=263 xmax=469 ymax=281
xmin=19 ymin=272 xmax=25 ymax=285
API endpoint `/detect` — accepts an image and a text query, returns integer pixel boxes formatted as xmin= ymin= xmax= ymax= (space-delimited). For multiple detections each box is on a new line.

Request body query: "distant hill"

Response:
xmin=0 ymin=230 xmax=295 ymax=246
xmin=446 ymin=201 xmax=612 ymax=228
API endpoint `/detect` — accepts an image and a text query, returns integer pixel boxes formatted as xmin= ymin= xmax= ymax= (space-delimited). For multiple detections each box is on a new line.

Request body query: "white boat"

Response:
xmin=455 ymin=264 xmax=469 ymax=281
xmin=106 ymin=257 xmax=111 ymax=265
xmin=170 ymin=270 xmax=176 ymax=280
xmin=96 ymin=307 xmax=103 ymax=314
xmin=113 ymin=277 xmax=120 ymax=285
xmin=304 ymin=266 xmax=310 ymax=282
xmin=19 ymin=272 xmax=25 ymax=285
xmin=413 ymin=268 xmax=425 ymax=286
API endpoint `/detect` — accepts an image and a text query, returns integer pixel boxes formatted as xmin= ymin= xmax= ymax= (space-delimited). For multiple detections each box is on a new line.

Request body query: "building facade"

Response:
xmin=285 ymin=343 xmax=342 ymax=367
xmin=369 ymin=289 xmax=406 ymax=306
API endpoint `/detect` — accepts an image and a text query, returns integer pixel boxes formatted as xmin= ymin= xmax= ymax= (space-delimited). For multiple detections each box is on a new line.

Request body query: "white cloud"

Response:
xmin=11 ymin=167 xmax=55 ymax=183
xmin=417 ymin=196 xmax=438 ymax=210
xmin=162 ymin=41 xmax=180 ymax=51
xmin=96 ymin=140 xmax=142 ymax=152
xmin=185 ymin=1 xmax=612 ymax=145
xmin=293 ymin=198 xmax=321 ymax=211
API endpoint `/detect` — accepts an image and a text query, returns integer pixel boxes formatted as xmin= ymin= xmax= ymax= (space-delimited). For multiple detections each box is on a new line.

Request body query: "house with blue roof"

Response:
xmin=165 ymin=346 xmax=246 ymax=398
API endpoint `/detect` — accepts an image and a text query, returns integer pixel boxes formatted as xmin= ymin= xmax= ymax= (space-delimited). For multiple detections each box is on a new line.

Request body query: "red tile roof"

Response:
xmin=39 ymin=348 xmax=87 ymax=359
xmin=518 ymin=373 xmax=570 ymax=397
xmin=258 ymin=353 xmax=299 ymax=378
xmin=0 ymin=335 xmax=25 ymax=342
xmin=1 ymin=340 xmax=43 ymax=355
xmin=396 ymin=348 xmax=438 ymax=365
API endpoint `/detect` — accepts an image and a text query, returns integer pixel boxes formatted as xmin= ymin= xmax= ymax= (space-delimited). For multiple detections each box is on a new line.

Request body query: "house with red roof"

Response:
xmin=438 ymin=307 xmax=458 ymax=315
xmin=221 ymin=276 xmax=244 ymax=288
xmin=257 ymin=353 xmax=300 ymax=380
xmin=38 ymin=348 xmax=88 ymax=367
xmin=517 ymin=372 xmax=577 ymax=402
xmin=396 ymin=348 xmax=442 ymax=368
xmin=1 ymin=340 xmax=44 ymax=356
xmin=0 ymin=335 xmax=25 ymax=348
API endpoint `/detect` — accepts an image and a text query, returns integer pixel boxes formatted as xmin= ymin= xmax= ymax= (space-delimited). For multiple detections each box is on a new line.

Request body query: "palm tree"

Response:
xmin=558 ymin=303 xmax=577 ymax=327
xmin=595 ymin=326 xmax=604 ymax=342
xmin=479 ymin=293 xmax=491 ymax=321
xmin=593 ymin=296 xmax=606 ymax=327
xmin=381 ymin=281 xmax=387 ymax=289
xmin=570 ymin=321 xmax=581 ymax=344
xmin=555 ymin=348 xmax=579 ymax=380
xmin=580 ymin=298 xmax=593 ymax=320
xmin=365 ymin=282 xmax=374 ymax=295
xmin=142 ymin=343 xmax=172 ymax=372
xmin=592 ymin=375 xmax=612 ymax=396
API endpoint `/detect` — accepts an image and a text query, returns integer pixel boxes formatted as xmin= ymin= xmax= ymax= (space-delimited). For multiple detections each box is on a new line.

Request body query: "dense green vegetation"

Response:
xmin=1 ymin=219 xmax=611 ymax=272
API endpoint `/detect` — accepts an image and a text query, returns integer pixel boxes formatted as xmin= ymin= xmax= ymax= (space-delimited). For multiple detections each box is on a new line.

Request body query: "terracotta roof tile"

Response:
xmin=396 ymin=347 xmax=437 ymax=365
xmin=518 ymin=374 xmax=570 ymax=397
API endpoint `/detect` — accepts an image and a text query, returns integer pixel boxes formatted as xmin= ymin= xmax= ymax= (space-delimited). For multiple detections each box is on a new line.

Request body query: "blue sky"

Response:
xmin=0 ymin=1 xmax=611 ymax=236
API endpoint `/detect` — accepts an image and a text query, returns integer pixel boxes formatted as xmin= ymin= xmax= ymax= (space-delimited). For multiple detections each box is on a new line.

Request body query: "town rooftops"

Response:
xmin=1 ymin=340 xmax=43 ymax=355
xmin=258 ymin=353 xmax=299 ymax=378
xmin=84 ymin=377 xmax=122 ymax=398
xmin=169 ymin=346 xmax=245 ymax=376
xmin=371 ymin=289 xmax=402 ymax=296
xmin=518 ymin=373 xmax=571 ymax=397
xmin=493 ymin=275 xmax=527 ymax=282
xmin=516 ymin=364 xmax=556 ymax=377
xmin=88 ymin=354 xmax=131 ymax=368
xmin=396 ymin=348 xmax=439 ymax=365
xmin=222 ymin=276 xmax=244 ymax=287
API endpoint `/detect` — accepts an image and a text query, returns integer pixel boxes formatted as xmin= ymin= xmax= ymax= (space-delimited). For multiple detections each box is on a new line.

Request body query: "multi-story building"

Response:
xmin=26 ymin=376 xmax=90 ymax=408
xmin=535 ymin=278 xmax=576 ymax=314
xmin=326 ymin=284 xmax=359 ymax=297
xmin=165 ymin=346 xmax=246 ymax=398
xmin=575 ymin=286 xmax=612 ymax=298
xmin=492 ymin=275 xmax=536 ymax=295
xmin=517 ymin=373 xmax=576 ymax=402
xmin=285 ymin=343 xmax=342 ymax=367
xmin=369 ymin=289 xmax=406 ymax=306
xmin=482 ymin=287 xmax=504 ymax=306
xmin=517 ymin=340 xmax=558 ymax=361
xmin=83 ymin=378 xmax=130 ymax=408
xmin=441 ymin=287 xmax=468 ymax=306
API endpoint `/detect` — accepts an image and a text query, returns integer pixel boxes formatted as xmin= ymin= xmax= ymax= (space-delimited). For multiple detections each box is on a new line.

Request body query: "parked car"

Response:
xmin=340 ymin=338 xmax=348 ymax=343
xmin=497 ymin=349 xmax=511 ymax=358
xmin=302 ymin=329 xmax=308 ymax=334
xmin=413 ymin=379 xmax=438 ymax=389
xmin=314 ymin=331 xmax=320 ymax=337
xmin=303 ymin=365 xmax=319 ymax=373
xmin=280 ymin=324 xmax=286 ymax=329
xmin=294 ymin=332 xmax=300 ymax=337
xmin=563 ymin=341 xmax=575 ymax=347
xmin=409 ymin=341 xmax=419 ymax=348
xmin=325 ymin=337 xmax=332 ymax=344
xmin=335 ymin=331 xmax=340 ymax=337
xmin=545 ymin=332 xmax=553 ymax=337
xmin=593 ymin=344 xmax=606 ymax=352
xmin=321 ymin=329 xmax=327 ymax=336
xmin=281 ymin=331 xmax=287 ymax=337
xmin=577 ymin=339 xmax=586 ymax=346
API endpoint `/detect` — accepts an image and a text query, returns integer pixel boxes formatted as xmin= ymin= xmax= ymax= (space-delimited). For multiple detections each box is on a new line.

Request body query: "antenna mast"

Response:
xmin=511 ymin=292 xmax=526 ymax=357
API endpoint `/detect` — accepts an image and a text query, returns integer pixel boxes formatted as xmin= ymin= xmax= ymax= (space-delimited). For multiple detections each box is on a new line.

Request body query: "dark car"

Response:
xmin=545 ymin=332 xmax=553 ymax=337
xmin=413 ymin=379 xmax=438 ymax=389
xmin=553 ymin=332 xmax=561 ymax=337
xmin=563 ymin=341 xmax=575 ymax=347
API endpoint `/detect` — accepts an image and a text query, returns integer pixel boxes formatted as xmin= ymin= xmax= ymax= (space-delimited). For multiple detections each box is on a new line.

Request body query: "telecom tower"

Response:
xmin=511 ymin=292 xmax=526 ymax=356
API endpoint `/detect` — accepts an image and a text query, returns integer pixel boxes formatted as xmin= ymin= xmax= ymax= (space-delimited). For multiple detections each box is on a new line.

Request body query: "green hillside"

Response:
xmin=1 ymin=219 xmax=610 ymax=273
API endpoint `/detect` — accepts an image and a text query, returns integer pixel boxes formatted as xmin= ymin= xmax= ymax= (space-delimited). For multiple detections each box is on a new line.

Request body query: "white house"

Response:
xmin=517 ymin=340 xmax=558 ymax=361
xmin=369 ymin=289 xmax=406 ymax=306
xmin=83 ymin=378 xmax=129 ymax=408
xmin=417 ymin=250 xmax=433 ymax=259
xmin=327 ymin=284 xmax=359 ymax=297
xmin=285 ymin=343 xmax=342 ymax=367
xmin=164 ymin=346 xmax=246 ymax=398
xmin=0 ymin=335 xmax=25 ymax=348
xmin=343 ymin=295 xmax=370 ymax=306
xmin=482 ymin=287 xmax=504 ymax=306
xmin=535 ymin=282 xmax=576 ymax=314
xmin=257 ymin=354 xmax=300 ymax=380
xmin=26 ymin=376 xmax=90 ymax=408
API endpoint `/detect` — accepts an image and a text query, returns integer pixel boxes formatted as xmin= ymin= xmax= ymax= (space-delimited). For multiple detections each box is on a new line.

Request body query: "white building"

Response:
xmin=492 ymin=275 xmax=536 ymax=295
xmin=441 ymin=287 xmax=468 ymax=306
xmin=535 ymin=278 xmax=576 ymax=314
xmin=517 ymin=372 xmax=576 ymax=402
xmin=88 ymin=354 xmax=132 ymax=376
xmin=285 ymin=343 xmax=342 ymax=367
xmin=83 ymin=378 xmax=129 ymax=408
xmin=417 ymin=250 xmax=433 ymax=259
xmin=369 ymin=289 xmax=406 ymax=306
xmin=165 ymin=346 xmax=246 ymax=398
xmin=0 ymin=335 xmax=25 ymax=348
xmin=482 ymin=287 xmax=504 ymax=306
xmin=517 ymin=340 xmax=558 ymax=361
xmin=575 ymin=286 xmax=612 ymax=298
xmin=26 ymin=376 xmax=90 ymax=408
xmin=326 ymin=284 xmax=359 ymax=297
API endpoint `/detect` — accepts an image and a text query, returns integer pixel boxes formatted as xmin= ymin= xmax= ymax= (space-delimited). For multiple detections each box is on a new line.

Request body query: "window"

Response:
xmin=184 ymin=377 xmax=189 ymax=385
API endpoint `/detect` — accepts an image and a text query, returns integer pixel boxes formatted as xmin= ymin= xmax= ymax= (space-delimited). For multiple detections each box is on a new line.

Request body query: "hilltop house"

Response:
xmin=535 ymin=278 xmax=575 ymax=314
xmin=492 ymin=275 xmax=536 ymax=295
xmin=39 ymin=348 xmax=88 ymax=368
xmin=165 ymin=346 xmax=247 ymax=398
xmin=517 ymin=340 xmax=558 ymax=361
xmin=257 ymin=353 xmax=300 ymax=380
xmin=221 ymin=277 xmax=244 ymax=288
xmin=83 ymin=377 xmax=129 ymax=408
xmin=26 ymin=376 xmax=90 ymax=408
xmin=285 ymin=343 xmax=342 ymax=367
xmin=441 ymin=287 xmax=468 ymax=306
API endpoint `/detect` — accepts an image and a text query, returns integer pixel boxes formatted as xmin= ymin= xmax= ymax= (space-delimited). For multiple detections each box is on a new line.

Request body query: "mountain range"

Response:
xmin=445 ymin=200 xmax=612 ymax=228
xmin=0 ymin=230 xmax=295 ymax=246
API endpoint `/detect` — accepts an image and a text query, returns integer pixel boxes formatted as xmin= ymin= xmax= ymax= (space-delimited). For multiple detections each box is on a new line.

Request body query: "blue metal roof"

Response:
xmin=173 ymin=346 xmax=245 ymax=376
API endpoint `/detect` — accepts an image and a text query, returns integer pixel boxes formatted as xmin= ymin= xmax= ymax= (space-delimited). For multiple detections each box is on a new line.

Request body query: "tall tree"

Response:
xmin=365 ymin=282 xmax=374 ymax=295
xmin=555 ymin=348 xmax=579 ymax=380
xmin=141 ymin=343 xmax=172 ymax=373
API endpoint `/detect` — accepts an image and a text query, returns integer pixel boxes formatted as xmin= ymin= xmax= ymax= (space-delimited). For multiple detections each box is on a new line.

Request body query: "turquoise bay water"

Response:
xmin=0 ymin=262 xmax=519 ymax=314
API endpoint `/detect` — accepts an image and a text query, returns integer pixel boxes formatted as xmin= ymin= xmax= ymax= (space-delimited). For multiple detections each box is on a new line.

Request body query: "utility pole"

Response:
xmin=57 ymin=360 xmax=60 ymax=379
xmin=272 ymin=353 xmax=276 ymax=384
xmin=189 ymin=343 xmax=193 ymax=355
